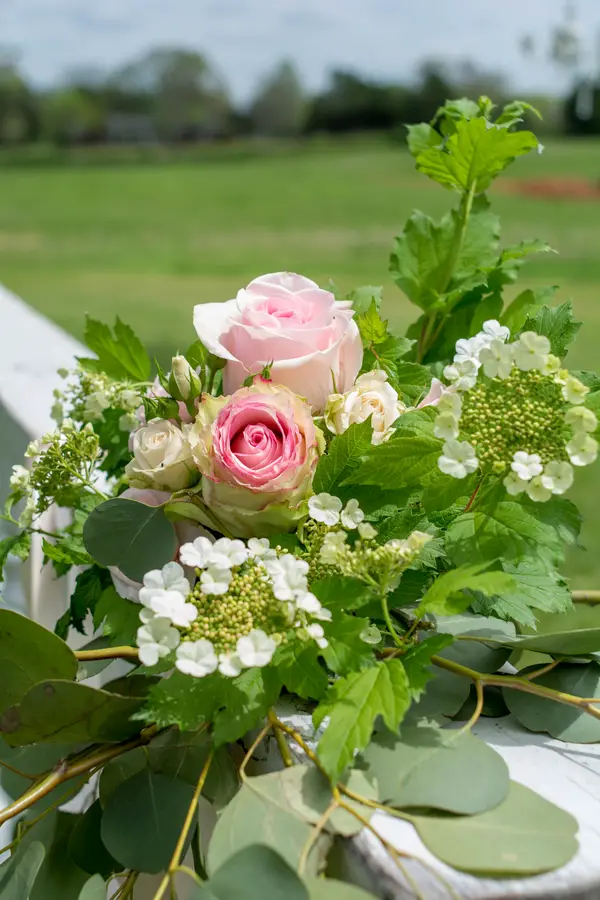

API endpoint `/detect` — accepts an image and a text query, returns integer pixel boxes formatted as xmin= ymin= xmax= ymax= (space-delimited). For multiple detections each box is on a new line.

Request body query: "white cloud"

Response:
xmin=3 ymin=0 xmax=599 ymax=101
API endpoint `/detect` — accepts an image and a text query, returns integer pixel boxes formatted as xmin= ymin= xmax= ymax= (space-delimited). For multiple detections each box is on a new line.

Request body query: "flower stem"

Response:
xmin=380 ymin=591 xmax=404 ymax=648
xmin=75 ymin=646 xmax=140 ymax=662
xmin=572 ymin=590 xmax=600 ymax=603
xmin=268 ymin=709 xmax=294 ymax=767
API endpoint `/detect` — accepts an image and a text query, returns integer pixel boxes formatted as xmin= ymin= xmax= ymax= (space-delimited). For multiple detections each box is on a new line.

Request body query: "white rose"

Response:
xmin=125 ymin=419 xmax=198 ymax=492
xmin=324 ymin=370 xmax=404 ymax=445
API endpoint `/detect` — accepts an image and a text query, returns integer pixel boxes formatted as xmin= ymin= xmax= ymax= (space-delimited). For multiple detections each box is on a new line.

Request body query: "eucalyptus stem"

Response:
xmin=268 ymin=709 xmax=294 ymax=767
xmin=0 ymin=758 xmax=37 ymax=781
xmin=431 ymin=655 xmax=600 ymax=722
xmin=572 ymin=590 xmax=600 ymax=603
xmin=74 ymin=646 xmax=140 ymax=662
xmin=298 ymin=800 xmax=338 ymax=875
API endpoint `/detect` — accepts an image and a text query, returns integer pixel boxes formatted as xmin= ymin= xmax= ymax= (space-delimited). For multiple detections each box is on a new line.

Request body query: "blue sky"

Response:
xmin=2 ymin=0 xmax=600 ymax=102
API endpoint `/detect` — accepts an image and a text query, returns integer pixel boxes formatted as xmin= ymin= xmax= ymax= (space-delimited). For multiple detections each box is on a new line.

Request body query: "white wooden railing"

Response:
xmin=2 ymin=288 xmax=600 ymax=898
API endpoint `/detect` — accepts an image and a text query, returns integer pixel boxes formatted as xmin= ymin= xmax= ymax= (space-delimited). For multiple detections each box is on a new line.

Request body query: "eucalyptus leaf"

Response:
xmin=101 ymin=770 xmax=196 ymax=874
xmin=413 ymin=782 xmax=578 ymax=876
xmin=1 ymin=680 xmax=143 ymax=746
xmin=83 ymin=497 xmax=178 ymax=582
xmin=306 ymin=880 xmax=379 ymax=900
xmin=67 ymin=800 xmax=118 ymax=878
xmin=434 ymin=612 xmax=515 ymax=672
xmin=407 ymin=665 xmax=471 ymax=721
xmin=208 ymin=846 xmax=309 ymax=900
xmin=21 ymin=812 xmax=90 ymax=900
xmin=362 ymin=724 xmax=509 ymax=814
xmin=504 ymin=663 xmax=600 ymax=742
xmin=77 ymin=877 xmax=107 ymax=900
xmin=0 ymin=842 xmax=45 ymax=900
xmin=0 ymin=610 xmax=77 ymax=715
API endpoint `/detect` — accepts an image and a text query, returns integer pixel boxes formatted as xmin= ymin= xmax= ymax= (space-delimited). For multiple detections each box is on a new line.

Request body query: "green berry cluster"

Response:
xmin=181 ymin=561 xmax=288 ymax=654
xmin=460 ymin=368 xmax=570 ymax=469
xmin=299 ymin=519 xmax=340 ymax=583
xmin=29 ymin=424 xmax=101 ymax=513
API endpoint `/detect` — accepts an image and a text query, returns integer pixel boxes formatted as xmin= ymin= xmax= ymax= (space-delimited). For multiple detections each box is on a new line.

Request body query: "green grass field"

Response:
xmin=1 ymin=137 xmax=599 ymax=586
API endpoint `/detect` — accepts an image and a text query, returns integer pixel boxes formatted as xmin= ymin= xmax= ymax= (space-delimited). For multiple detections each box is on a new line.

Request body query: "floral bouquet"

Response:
xmin=1 ymin=96 xmax=600 ymax=900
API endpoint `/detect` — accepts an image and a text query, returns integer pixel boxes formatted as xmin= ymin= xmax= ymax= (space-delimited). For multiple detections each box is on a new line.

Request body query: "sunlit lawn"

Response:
xmin=1 ymin=136 xmax=599 ymax=585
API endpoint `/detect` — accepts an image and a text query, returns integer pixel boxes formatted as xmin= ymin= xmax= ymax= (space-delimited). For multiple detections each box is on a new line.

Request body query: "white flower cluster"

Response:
xmin=435 ymin=319 xmax=598 ymax=500
xmin=53 ymin=366 xmax=143 ymax=433
xmin=308 ymin=493 xmax=366 ymax=529
xmin=135 ymin=536 xmax=332 ymax=679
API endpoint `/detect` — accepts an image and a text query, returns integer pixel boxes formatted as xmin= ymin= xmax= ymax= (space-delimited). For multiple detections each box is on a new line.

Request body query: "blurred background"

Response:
xmin=0 ymin=0 xmax=599 ymax=586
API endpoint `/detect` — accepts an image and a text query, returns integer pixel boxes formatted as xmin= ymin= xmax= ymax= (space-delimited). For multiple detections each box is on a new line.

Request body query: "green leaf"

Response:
xmin=0 ymin=610 xmax=78 ymax=715
xmin=523 ymin=300 xmax=581 ymax=358
xmin=83 ymin=497 xmax=178 ymax=583
xmin=274 ymin=643 xmax=328 ymax=700
xmin=211 ymin=668 xmax=282 ymax=746
xmin=0 ymin=533 xmax=31 ymax=583
xmin=0 ymin=742 xmax=73 ymax=811
xmin=207 ymin=781 xmax=330 ymax=877
xmin=0 ymin=680 xmax=143 ymax=746
xmin=416 ymin=117 xmax=539 ymax=193
xmin=311 ymin=576 xmax=374 ymax=613
xmin=401 ymin=634 xmax=454 ymax=699
xmin=313 ymin=419 xmax=373 ymax=495
xmin=413 ymin=781 xmax=578 ymax=876
xmin=67 ymin=800 xmax=117 ymax=879
xmin=59 ymin=565 xmax=113 ymax=638
xmin=81 ymin=316 xmax=150 ymax=381
xmin=406 ymin=123 xmax=440 ymax=157
xmin=504 ymin=663 xmax=600 ymax=742
xmin=142 ymin=395 xmax=180 ymax=421
xmin=93 ymin=588 xmax=141 ymax=646
xmin=362 ymin=724 xmax=509 ymax=814
xmin=0 ymin=842 xmax=45 ymax=900
xmin=344 ymin=285 xmax=384 ymax=315
xmin=42 ymin=538 xmax=92 ymax=571
xmin=20 ymin=811 xmax=90 ymax=900
xmin=415 ymin=564 xmax=515 ymax=618
xmin=422 ymin=472 xmax=476 ymax=514
xmin=306 ymin=881 xmax=378 ymax=900
xmin=345 ymin=410 xmax=442 ymax=490
xmin=101 ymin=770 xmax=196 ymax=874
xmin=472 ymin=560 xmax=572 ymax=629
xmin=390 ymin=211 xmax=454 ymax=311
xmin=433 ymin=612 xmax=515 ymax=672
xmin=391 ymin=361 xmax=432 ymax=403
xmin=322 ymin=614 xmax=375 ymax=675
xmin=501 ymin=286 xmax=557 ymax=334
xmin=77 ymin=876 xmax=107 ymax=900
xmin=314 ymin=659 xmax=410 ymax=780
xmin=208 ymin=846 xmax=309 ymax=900
xmin=408 ymin=665 xmax=470 ymax=720
xmin=504 ymin=604 xmax=600 ymax=655
xmin=356 ymin=298 xmax=388 ymax=345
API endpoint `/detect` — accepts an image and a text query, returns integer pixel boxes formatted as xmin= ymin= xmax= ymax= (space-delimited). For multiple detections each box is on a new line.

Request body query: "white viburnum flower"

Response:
xmin=209 ymin=538 xmax=249 ymax=568
xmin=434 ymin=412 xmax=460 ymax=441
xmin=312 ymin=606 xmax=333 ymax=622
xmin=511 ymin=451 xmax=543 ymax=481
xmin=119 ymin=412 xmax=139 ymax=433
xmin=479 ymin=339 xmax=513 ymax=380
xmin=565 ymin=406 xmax=598 ymax=433
xmin=561 ymin=376 xmax=590 ymax=406
xmin=542 ymin=354 xmax=561 ymax=376
xmin=137 ymin=617 xmax=180 ymax=667
xmin=482 ymin=320 xmax=510 ymax=342
xmin=308 ymin=493 xmax=343 ymax=526
xmin=266 ymin=555 xmax=310 ymax=601
xmin=175 ymin=640 xmax=218 ymax=678
xmin=83 ymin=390 xmax=110 ymax=422
xmin=218 ymin=652 xmax=243 ymax=677
xmin=541 ymin=461 xmax=574 ymax=495
xmin=179 ymin=536 xmax=216 ymax=569
xmin=357 ymin=522 xmax=377 ymax=540
xmin=247 ymin=537 xmax=277 ymax=559
xmin=306 ymin=623 xmax=328 ymax=649
xmin=443 ymin=359 xmax=478 ymax=391
xmin=525 ymin=475 xmax=552 ymax=503
xmin=438 ymin=440 xmax=479 ymax=479
xmin=567 ymin=433 xmax=599 ymax=467
xmin=512 ymin=332 xmax=551 ymax=372
xmin=139 ymin=562 xmax=190 ymax=602
xmin=320 ymin=530 xmax=348 ymax=564
xmin=10 ymin=465 xmax=30 ymax=491
xmin=503 ymin=472 xmax=528 ymax=495
xmin=295 ymin=591 xmax=323 ymax=614
xmin=25 ymin=439 xmax=43 ymax=458
xmin=437 ymin=391 xmax=462 ymax=417
xmin=236 ymin=629 xmax=276 ymax=668
xmin=454 ymin=334 xmax=486 ymax=367
xmin=150 ymin=592 xmax=197 ymax=628
xmin=200 ymin=566 xmax=232 ymax=595
xmin=341 ymin=498 xmax=365 ymax=529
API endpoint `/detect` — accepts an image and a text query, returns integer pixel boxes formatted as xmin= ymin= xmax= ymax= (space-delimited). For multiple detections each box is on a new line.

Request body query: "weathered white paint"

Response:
xmin=1 ymin=288 xmax=600 ymax=898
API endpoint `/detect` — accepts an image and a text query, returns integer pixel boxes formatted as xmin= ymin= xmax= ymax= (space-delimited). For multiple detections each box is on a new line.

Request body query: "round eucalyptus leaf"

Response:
xmin=362 ymin=724 xmax=509 ymax=814
xmin=454 ymin=684 xmax=509 ymax=721
xmin=434 ymin=612 xmax=515 ymax=672
xmin=504 ymin=663 xmax=600 ymax=742
xmin=408 ymin=666 xmax=470 ymax=721
xmin=0 ymin=680 xmax=144 ymax=747
xmin=0 ymin=609 xmax=77 ymax=715
xmin=305 ymin=880 xmax=379 ymax=900
xmin=98 ymin=748 xmax=147 ymax=807
xmin=83 ymin=497 xmax=177 ymax=582
xmin=101 ymin=770 xmax=196 ymax=874
xmin=507 ymin=605 xmax=600 ymax=656
xmin=67 ymin=800 xmax=117 ymax=879
xmin=413 ymin=781 xmax=578 ymax=876
xmin=209 ymin=845 xmax=308 ymax=900
xmin=0 ymin=841 xmax=45 ymax=900
xmin=78 ymin=876 xmax=107 ymax=900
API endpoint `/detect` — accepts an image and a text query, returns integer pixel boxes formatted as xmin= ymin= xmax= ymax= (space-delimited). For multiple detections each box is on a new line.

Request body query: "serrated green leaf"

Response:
xmin=413 ymin=782 xmax=578 ymax=876
xmin=356 ymin=298 xmax=388 ymax=345
xmin=390 ymin=211 xmax=454 ymax=310
xmin=422 ymin=471 xmax=476 ymax=514
xmin=504 ymin=663 xmax=600 ymax=742
xmin=406 ymin=123 xmax=440 ymax=157
xmin=416 ymin=117 xmax=538 ymax=193
xmin=501 ymin=286 xmax=558 ymax=333
xmin=59 ymin=565 xmax=112 ymax=638
xmin=142 ymin=395 xmax=180 ymax=421
xmin=313 ymin=419 xmax=373 ymax=495
xmin=344 ymin=410 xmax=442 ymax=490
xmin=101 ymin=770 xmax=196 ymax=874
xmin=344 ymin=285 xmax=384 ymax=315
xmin=42 ymin=538 xmax=92 ymax=570
xmin=84 ymin=497 xmax=178 ymax=583
xmin=362 ymin=724 xmax=509 ymax=814
xmin=401 ymin=634 xmax=454 ymax=699
xmin=274 ymin=642 xmax=328 ymax=700
xmin=522 ymin=300 xmax=581 ymax=358
xmin=0 ymin=610 xmax=78 ymax=716
xmin=472 ymin=561 xmax=572 ymax=629
xmin=415 ymin=563 xmax=515 ymax=617
xmin=81 ymin=316 xmax=150 ymax=382
xmin=322 ymin=614 xmax=375 ymax=675
xmin=311 ymin=576 xmax=375 ymax=613
xmin=314 ymin=660 xmax=410 ymax=780
xmin=93 ymin=588 xmax=140 ymax=646
xmin=0 ymin=533 xmax=31 ymax=583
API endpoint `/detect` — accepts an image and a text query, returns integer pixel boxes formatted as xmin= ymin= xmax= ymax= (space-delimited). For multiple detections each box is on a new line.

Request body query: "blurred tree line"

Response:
xmin=0 ymin=47 xmax=583 ymax=148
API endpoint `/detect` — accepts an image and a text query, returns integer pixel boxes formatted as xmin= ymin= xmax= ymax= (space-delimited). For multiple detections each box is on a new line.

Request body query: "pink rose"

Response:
xmin=417 ymin=378 xmax=456 ymax=408
xmin=193 ymin=272 xmax=363 ymax=412
xmin=189 ymin=381 xmax=323 ymax=538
